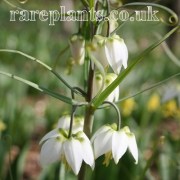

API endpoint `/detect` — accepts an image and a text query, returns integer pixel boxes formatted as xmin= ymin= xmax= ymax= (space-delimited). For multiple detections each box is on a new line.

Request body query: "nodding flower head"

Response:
xmin=40 ymin=129 xmax=94 ymax=175
xmin=91 ymin=124 xmax=138 ymax=166
xmin=69 ymin=35 xmax=85 ymax=65
xmin=89 ymin=34 xmax=128 ymax=74
xmin=93 ymin=73 xmax=119 ymax=102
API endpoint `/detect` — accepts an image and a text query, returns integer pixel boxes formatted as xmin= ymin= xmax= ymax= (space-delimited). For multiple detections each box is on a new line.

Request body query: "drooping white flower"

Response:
xmin=92 ymin=73 xmax=119 ymax=102
xmin=89 ymin=35 xmax=109 ymax=68
xmin=108 ymin=19 xmax=119 ymax=34
xmin=69 ymin=35 xmax=85 ymax=65
xmin=105 ymin=73 xmax=119 ymax=102
xmin=40 ymin=129 xmax=94 ymax=175
xmin=57 ymin=115 xmax=84 ymax=133
xmin=88 ymin=34 xmax=128 ymax=74
xmin=91 ymin=124 xmax=138 ymax=165
xmin=105 ymin=34 xmax=128 ymax=74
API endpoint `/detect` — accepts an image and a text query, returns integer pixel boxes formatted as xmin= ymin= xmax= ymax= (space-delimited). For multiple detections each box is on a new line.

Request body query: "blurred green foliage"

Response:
xmin=0 ymin=0 xmax=180 ymax=180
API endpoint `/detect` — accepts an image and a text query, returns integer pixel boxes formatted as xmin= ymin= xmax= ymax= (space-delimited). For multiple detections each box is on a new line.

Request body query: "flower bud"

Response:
xmin=89 ymin=34 xmax=128 ymax=74
xmin=105 ymin=34 xmax=128 ymax=74
xmin=69 ymin=35 xmax=85 ymax=65
xmin=105 ymin=73 xmax=119 ymax=102
xmin=93 ymin=73 xmax=119 ymax=102
xmin=109 ymin=0 xmax=122 ymax=8
xmin=89 ymin=35 xmax=109 ymax=68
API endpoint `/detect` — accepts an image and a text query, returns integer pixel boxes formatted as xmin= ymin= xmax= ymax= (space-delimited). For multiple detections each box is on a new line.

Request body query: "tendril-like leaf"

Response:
xmin=0 ymin=49 xmax=82 ymax=95
xmin=121 ymin=2 xmax=179 ymax=26
xmin=0 ymin=70 xmax=75 ymax=105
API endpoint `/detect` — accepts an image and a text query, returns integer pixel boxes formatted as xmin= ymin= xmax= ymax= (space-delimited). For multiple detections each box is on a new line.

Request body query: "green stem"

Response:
xmin=84 ymin=61 xmax=95 ymax=137
xmin=78 ymin=164 xmax=86 ymax=180
xmin=3 ymin=0 xmax=23 ymax=10
xmin=0 ymin=70 xmax=75 ymax=105
xmin=78 ymin=46 xmax=95 ymax=180
xmin=122 ymin=2 xmax=179 ymax=26
xmin=78 ymin=106 xmax=94 ymax=180
xmin=116 ymin=72 xmax=180 ymax=103
xmin=0 ymin=49 xmax=81 ymax=95
xmin=68 ymin=90 xmax=78 ymax=138
xmin=89 ymin=0 xmax=94 ymax=9
xmin=103 ymin=101 xmax=121 ymax=130
xmin=91 ymin=26 xmax=180 ymax=108
xmin=78 ymin=3 xmax=96 ymax=179
xmin=68 ymin=106 xmax=77 ymax=138
xmin=53 ymin=45 xmax=69 ymax=69
xmin=106 ymin=0 xmax=110 ymax=37
xmin=78 ymin=65 xmax=95 ymax=180
xmin=81 ymin=0 xmax=89 ymax=7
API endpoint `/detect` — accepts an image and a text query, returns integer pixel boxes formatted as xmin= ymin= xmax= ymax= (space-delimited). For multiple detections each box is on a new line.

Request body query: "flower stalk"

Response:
xmin=103 ymin=101 xmax=121 ymax=130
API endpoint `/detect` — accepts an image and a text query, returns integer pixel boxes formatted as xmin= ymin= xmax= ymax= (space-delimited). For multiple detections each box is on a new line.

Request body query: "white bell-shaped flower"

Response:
xmin=89 ymin=34 xmax=128 ymax=74
xmin=105 ymin=73 xmax=119 ymax=102
xmin=108 ymin=19 xmax=119 ymax=34
xmin=105 ymin=34 xmax=128 ymax=74
xmin=40 ymin=129 xmax=94 ymax=175
xmin=91 ymin=124 xmax=138 ymax=165
xmin=57 ymin=115 xmax=84 ymax=133
xmin=89 ymin=35 xmax=109 ymax=68
xmin=92 ymin=73 xmax=119 ymax=102
xmin=69 ymin=35 xmax=85 ymax=65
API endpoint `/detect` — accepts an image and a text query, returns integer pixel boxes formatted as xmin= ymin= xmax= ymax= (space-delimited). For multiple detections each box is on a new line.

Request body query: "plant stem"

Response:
xmin=78 ymin=59 xmax=95 ymax=180
xmin=78 ymin=161 xmax=87 ymax=180
xmin=78 ymin=2 xmax=96 ymax=178
xmin=103 ymin=101 xmax=121 ymax=130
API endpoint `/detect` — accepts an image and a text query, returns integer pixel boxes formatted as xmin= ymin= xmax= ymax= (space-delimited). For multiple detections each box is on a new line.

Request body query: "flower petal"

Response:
xmin=73 ymin=117 xmax=84 ymax=133
xmin=105 ymin=36 xmax=128 ymax=74
xmin=128 ymin=133 xmax=138 ymax=164
xmin=40 ymin=138 xmax=62 ymax=166
xmin=120 ymin=41 xmax=128 ymax=69
xmin=93 ymin=130 xmax=113 ymax=159
xmin=80 ymin=132 xmax=95 ymax=169
xmin=63 ymin=139 xmax=83 ymax=175
xmin=92 ymin=73 xmax=104 ymax=98
xmin=90 ymin=35 xmax=109 ymax=68
xmin=105 ymin=40 xmax=121 ymax=74
xmin=69 ymin=35 xmax=85 ymax=65
xmin=112 ymin=131 xmax=128 ymax=164
xmin=57 ymin=115 xmax=70 ymax=129
xmin=114 ymin=86 xmax=120 ymax=102
xmin=91 ymin=125 xmax=111 ymax=143
xmin=39 ymin=129 xmax=59 ymax=144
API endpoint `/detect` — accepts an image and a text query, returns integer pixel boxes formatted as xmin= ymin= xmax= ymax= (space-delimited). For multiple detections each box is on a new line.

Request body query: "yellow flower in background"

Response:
xmin=0 ymin=120 xmax=6 ymax=132
xmin=163 ymin=100 xmax=179 ymax=118
xmin=147 ymin=94 xmax=160 ymax=112
xmin=122 ymin=98 xmax=136 ymax=117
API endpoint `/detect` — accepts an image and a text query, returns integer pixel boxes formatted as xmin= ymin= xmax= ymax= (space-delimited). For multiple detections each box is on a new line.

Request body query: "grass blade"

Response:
xmin=0 ymin=70 xmax=74 ymax=105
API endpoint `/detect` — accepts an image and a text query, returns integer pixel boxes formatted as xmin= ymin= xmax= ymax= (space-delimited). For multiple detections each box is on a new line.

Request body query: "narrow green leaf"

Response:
xmin=2 ymin=0 xmax=23 ymax=10
xmin=91 ymin=26 xmax=180 ymax=108
xmin=0 ymin=49 xmax=78 ymax=94
xmin=81 ymin=0 xmax=89 ymax=7
xmin=115 ymin=72 xmax=180 ymax=103
xmin=154 ymin=33 xmax=180 ymax=67
xmin=0 ymin=70 xmax=74 ymax=105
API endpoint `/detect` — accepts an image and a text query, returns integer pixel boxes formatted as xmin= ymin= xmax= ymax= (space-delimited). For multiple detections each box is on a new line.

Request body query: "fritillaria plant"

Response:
xmin=0 ymin=0 xmax=179 ymax=180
